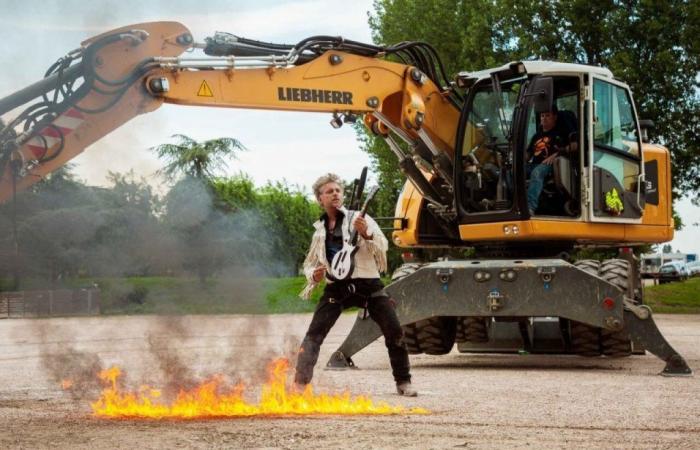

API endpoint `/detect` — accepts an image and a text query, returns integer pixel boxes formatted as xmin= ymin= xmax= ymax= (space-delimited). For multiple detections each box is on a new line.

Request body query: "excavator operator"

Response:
xmin=526 ymin=104 xmax=577 ymax=215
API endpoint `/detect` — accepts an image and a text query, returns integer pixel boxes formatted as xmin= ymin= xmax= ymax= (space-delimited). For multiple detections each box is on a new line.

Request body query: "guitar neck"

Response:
xmin=349 ymin=187 xmax=378 ymax=244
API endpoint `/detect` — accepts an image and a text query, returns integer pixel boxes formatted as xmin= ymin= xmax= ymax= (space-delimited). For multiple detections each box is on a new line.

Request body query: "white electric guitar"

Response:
xmin=328 ymin=186 xmax=380 ymax=281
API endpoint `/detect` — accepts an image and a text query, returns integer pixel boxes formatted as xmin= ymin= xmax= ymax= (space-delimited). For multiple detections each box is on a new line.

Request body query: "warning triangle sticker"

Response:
xmin=197 ymin=80 xmax=214 ymax=97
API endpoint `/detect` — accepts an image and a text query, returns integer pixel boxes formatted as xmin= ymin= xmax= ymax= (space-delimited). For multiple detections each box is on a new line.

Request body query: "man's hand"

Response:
xmin=353 ymin=216 xmax=372 ymax=240
xmin=543 ymin=154 xmax=558 ymax=165
xmin=312 ymin=265 xmax=326 ymax=283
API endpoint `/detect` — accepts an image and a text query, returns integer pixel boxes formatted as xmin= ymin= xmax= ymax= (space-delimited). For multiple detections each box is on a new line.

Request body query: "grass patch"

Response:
xmin=5 ymin=276 xmax=322 ymax=315
xmin=644 ymin=277 xmax=700 ymax=314
xmin=264 ymin=277 xmax=320 ymax=313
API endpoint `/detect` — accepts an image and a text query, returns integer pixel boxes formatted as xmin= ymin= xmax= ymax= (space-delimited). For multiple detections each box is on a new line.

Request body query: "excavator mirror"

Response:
xmin=530 ymin=76 xmax=554 ymax=114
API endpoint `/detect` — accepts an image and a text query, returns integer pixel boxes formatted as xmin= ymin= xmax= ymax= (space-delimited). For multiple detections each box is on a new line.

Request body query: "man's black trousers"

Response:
xmin=294 ymin=278 xmax=411 ymax=385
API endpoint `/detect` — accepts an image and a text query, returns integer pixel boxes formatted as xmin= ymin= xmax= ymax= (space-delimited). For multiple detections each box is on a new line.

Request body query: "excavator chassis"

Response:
xmin=326 ymin=259 xmax=692 ymax=376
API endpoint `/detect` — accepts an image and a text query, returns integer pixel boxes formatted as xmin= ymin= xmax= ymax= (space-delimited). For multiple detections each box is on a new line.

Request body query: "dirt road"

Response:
xmin=0 ymin=313 xmax=698 ymax=449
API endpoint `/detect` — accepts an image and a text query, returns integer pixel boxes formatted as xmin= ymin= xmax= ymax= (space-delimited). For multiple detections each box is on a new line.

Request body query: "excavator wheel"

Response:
xmin=391 ymin=263 xmax=425 ymax=354
xmin=455 ymin=317 xmax=489 ymax=343
xmin=569 ymin=321 xmax=602 ymax=356
xmin=391 ymin=262 xmax=425 ymax=281
xmin=570 ymin=260 xmax=602 ymax=356
xmin=391 ymin=263 xmax=456 ymax=355
xmin=403 ymin=317 xmax=457 ymax=355
xmin=402 ymin=321 xmax=424 ymax=354
xmin=599 ymin=259 xmax=634 ymax=357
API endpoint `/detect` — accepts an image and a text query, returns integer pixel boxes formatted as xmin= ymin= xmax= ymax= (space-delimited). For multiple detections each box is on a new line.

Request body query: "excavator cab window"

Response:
xmin=589 ymin=78 xmax=644 ymax=220
xmin=456 ymin=74 xmax=583 ymax=223
xmin=457 ymin=78 xmax=525 ymax=222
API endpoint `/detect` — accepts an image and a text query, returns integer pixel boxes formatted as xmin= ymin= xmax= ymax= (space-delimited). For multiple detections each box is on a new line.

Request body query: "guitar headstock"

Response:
xmin=360 ymin=186 xmax=380 ymax=215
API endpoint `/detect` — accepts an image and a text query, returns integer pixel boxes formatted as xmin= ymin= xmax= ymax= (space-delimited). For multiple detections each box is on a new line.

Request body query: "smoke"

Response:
xmin=131 ymin=314 xmax=306 ymax=403
xmin=33 ymin=321 xmax=104 ymax=401
xmin=145 ymin=316 xmax=198 ymax=397
xmin=23 ymin=314 xmax=305 ymax=404
xmin=0 ymin=170 xmax=297 ymax=310
xmin=2 ymin=168 xmax=311 ymax=402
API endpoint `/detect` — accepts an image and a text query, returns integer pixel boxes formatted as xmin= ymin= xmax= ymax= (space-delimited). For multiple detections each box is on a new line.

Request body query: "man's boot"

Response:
xmin=396 ymin=381 xmax=418 ymax=397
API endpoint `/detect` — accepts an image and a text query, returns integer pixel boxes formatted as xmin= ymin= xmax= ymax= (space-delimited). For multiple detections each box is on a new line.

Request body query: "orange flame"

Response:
xmin=61 ymin=379 xmax=74 ymax=390
xmin=91 ymin=358 xmax=428 ymax=419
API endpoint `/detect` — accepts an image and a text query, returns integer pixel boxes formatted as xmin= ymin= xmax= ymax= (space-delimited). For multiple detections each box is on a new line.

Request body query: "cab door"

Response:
xmin=587 ymin=76 xmax=645 ymax=222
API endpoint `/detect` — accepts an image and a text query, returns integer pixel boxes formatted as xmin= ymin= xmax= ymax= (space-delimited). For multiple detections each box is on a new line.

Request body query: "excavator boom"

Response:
xmin=0 ymin=20 xmax=459 ymax=227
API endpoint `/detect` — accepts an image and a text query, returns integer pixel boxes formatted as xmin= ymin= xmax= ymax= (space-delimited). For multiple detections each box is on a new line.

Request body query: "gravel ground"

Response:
xmin=0 ymin=313 xmax=698 ymax=449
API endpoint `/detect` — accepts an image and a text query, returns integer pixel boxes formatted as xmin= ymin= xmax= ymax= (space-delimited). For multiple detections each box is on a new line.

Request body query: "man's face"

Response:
xmin=540 ymin=111 xmax=557 ymax=132
xmin=318 ymin=181 xmax=343 ymax=211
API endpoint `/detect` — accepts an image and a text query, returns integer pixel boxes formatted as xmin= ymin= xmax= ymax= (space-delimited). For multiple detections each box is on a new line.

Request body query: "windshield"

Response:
xmin=458 ymin=78 xmax=524 ymax=215
xmin=464 ymin=80 xmax=524 ymax=147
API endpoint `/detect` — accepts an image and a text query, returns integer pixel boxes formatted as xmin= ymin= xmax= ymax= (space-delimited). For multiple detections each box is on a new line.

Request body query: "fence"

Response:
xmin=0 ymin=288 xmax=100 ymax=318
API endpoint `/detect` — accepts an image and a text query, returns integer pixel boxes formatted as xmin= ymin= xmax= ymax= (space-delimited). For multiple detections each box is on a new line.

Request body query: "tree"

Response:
xmin=212 ymin=176 xmax=321 ymax=276
xmin=494 ymin=0 xmax=700 ymax=199
xmin=154 ymin=134 xmax=246 ymax=283
xmin=255 ymin=181 xmax=321 ymax=275
xmin=90 ymin=171 xmax=165 ymax=276
xmin=0 ymin=165 xmax=107 ymax=283
xmin=152 ymin=134 xmax=246 ymax=182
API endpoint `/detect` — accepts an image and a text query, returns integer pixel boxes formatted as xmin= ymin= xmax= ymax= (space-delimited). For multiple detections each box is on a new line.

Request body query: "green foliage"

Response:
xmin=212 ymin=175 xmax=321 ymax=275
xmin=0 ymin=160 xmax=322 ymax=287
xmin=211 ymin=173 xmax=257 ymax=212
xmin=151 ymin=134 xmax=246 ymax=182
xmin=370 ymin=0 xmax=507 ymax=73
xmin=0 ymin=165 xmax=168 ymax=282
xmin=256 ymin=181 xmax=321 ymax=273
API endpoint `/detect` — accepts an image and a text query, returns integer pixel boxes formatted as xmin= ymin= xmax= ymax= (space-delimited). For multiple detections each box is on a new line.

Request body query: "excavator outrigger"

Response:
xmin=0 ymin=21 xmax=691 ymax=376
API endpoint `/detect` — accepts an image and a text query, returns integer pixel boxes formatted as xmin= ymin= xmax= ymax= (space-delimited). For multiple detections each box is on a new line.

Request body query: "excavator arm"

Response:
xmin=0 ymin=22 xmax=191 ymax=200
xmin=0 ymin=21 xmax=460 ymax=240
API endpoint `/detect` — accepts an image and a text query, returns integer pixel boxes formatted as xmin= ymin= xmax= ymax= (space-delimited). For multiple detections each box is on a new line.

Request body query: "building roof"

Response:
xmin=641 ymin=252 xmax=689 ymax=259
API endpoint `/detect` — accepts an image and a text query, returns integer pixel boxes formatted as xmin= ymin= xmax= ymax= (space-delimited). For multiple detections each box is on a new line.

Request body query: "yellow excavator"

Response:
xmin=0 ymin=22 xmax=690 ymax=376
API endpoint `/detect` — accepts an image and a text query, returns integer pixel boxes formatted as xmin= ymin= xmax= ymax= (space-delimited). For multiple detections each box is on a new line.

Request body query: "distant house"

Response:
xmin=641 ymin=252 xmax=698 ymax=278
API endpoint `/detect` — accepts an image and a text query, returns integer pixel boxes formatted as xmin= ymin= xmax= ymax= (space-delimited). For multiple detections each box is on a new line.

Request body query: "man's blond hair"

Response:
xmin=312 ymin=173 xmax=343 ymax=201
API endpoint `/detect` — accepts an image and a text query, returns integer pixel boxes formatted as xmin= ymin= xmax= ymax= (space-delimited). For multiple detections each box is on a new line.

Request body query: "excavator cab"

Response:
xmin=454 ymin=62 xmax=646 ymax=233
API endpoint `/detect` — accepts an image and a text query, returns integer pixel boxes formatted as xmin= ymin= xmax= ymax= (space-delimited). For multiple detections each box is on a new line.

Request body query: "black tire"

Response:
xmin=390 ymin=262 xmax=425 ymax=282
xmin=599 ymin=259 xmax=633 ymax=357
xmin=570 ymin=321 xmax=601 ymax=356
xmin=391 ymin=263 xmax=456 ymax=355
xmin=391 ymin=263 xmax=424 ymax=354
xmin=574 ymin=259 xmax=601 ymax=276
xmin=414 ymin=317 xmax=457 ymax=355
xmin=599 ymin=259 xmax=629 ymax=292
xmin=570 ymin=260 xmax=602 ymax=356
xmin=455 ymin=317 xmax=489 ymax=343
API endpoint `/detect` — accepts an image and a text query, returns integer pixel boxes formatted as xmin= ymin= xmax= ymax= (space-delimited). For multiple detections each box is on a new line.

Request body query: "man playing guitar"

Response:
xmin=295 ymin=173 xmax=417 ymax=396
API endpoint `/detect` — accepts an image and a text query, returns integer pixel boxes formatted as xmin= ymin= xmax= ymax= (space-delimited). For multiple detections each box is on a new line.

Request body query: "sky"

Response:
xmin=1 ymin=0 xmax=698 ymax=256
